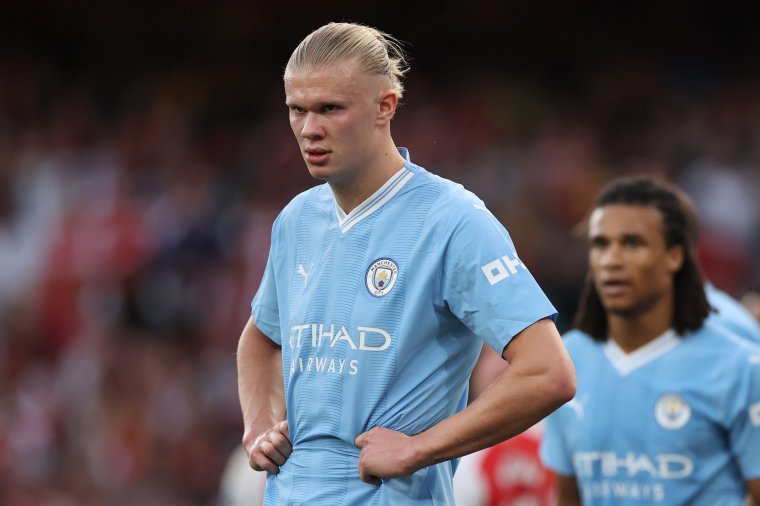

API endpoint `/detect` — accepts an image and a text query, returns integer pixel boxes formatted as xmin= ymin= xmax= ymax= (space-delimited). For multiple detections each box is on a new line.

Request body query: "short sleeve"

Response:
xmin=251 ymin=216 xmax=282 ymax=344
xmin=539 ymin=410 xmax=575 ymax=475
xmin=727 ymin=345 xmax=760 ymax=479
xmin=441 ymin=201 xmax=557 ymax=354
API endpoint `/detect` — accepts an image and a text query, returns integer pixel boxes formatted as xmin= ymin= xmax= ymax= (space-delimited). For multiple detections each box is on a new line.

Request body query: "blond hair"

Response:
xmin=286 ymin=22 xmax=409 ymax=100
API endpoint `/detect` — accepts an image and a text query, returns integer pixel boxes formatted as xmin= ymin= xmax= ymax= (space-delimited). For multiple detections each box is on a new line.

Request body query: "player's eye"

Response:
xmin=289 ymin=105 xmax=306 ymax=114
xmin=322 ymin=104 xmax=339 ymax=113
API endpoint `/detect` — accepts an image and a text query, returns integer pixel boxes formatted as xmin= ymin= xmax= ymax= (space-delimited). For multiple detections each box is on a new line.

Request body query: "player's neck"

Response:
xmin=606 ymin=296 xmax=674 ymax=353
xmin=331 ymin=144 xmax=406 ymax=215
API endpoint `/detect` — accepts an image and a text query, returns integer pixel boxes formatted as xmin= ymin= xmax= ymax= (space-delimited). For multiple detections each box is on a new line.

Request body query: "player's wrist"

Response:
xmin=408 ymin=430 xmax=441 ymax=471
xmin=243 ymin=415 xmax=281 ymax=447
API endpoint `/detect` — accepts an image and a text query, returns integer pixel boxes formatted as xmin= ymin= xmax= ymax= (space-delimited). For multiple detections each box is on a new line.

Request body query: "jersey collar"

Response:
xmin=604 ymin=329 xmax=679 ymax=376
xmin=334 ymin=148 xmax=414 ymax=234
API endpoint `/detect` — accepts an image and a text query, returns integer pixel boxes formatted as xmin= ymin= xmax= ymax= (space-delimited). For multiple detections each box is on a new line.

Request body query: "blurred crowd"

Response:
xmin=1 ymin=51 xmax=759 ymax=505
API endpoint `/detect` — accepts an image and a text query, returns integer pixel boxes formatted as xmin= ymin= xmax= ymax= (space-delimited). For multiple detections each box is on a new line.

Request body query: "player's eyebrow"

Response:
xmin=620 ymin=232 xmax=647 ymax=244
xmin=588 ymin=232 xmax=648 ymax=245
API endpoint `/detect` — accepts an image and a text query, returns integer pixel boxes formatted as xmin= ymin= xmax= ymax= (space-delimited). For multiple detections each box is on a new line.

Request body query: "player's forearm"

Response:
xmin=414 ymin=320 xmax=575 ymax=467
xmin=237 ymin=317 xmax=285 ymax=442
xmin=414 ymin=356 xmax=573 ymax=465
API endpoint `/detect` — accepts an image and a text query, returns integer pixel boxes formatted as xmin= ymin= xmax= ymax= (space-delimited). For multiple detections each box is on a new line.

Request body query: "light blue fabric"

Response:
xmin=252 ymin=149 xmax=557 ymax=505
xmin=541 ymin=324 xmax=760 ymax=505
xmin=706 ymin=282 xmax=760 ymax=344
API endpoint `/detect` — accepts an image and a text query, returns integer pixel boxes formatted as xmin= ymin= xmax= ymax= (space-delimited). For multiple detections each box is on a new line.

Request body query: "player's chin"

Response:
xmin=603 ymin=300 xmax=640 ymax=317
xmin=304 ymin=163 xmax=334 ymax=181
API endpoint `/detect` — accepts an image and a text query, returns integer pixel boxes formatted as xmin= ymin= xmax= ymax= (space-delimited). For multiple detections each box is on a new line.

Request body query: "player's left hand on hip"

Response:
xmin=354 ymin=426 xmax=421 ymax=485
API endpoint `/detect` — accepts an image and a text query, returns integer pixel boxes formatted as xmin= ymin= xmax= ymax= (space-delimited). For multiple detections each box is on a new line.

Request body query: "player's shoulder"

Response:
xmin=275 ymin=184 xmax=333 ymax=227
xmin=430 ymin=174 xmax=483 ymax=211
xmin=687 ymin=320 xmax=760 ymax=359
xmin=686 ymin=323 xmax=760 ymax=406
xmin=412 ymin=170 xmax=496 ymax=226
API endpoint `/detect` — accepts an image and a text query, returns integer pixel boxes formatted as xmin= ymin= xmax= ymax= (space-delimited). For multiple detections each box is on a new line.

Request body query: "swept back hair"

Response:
xmin=574 ymin=175 xmax=711 ymax=340
xmin=285 ymin=22 xmax=409 ymax=100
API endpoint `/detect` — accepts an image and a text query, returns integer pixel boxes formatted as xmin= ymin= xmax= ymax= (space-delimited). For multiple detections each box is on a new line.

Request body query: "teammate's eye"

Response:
xmin=622 ymin=236 xmax=644 ymax=248
xmin=589 ymin=237 xmax=608 ymax=249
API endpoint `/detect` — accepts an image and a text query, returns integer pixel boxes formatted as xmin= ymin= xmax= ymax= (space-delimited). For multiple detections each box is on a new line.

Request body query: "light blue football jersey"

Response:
xmin=540 ymin=323 xmax=760 ymax=505
xmin=252 ymin=149 xmax=557 ymax=505
xmin=706 ymin=282 xmax=760 ymax=345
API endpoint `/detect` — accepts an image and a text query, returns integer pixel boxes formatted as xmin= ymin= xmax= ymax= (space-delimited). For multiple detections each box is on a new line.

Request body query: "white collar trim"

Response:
xmin=604 ymin=329 xmax=679 ymax=376
xmin=335 ymin=166 xmax=414 ymax=234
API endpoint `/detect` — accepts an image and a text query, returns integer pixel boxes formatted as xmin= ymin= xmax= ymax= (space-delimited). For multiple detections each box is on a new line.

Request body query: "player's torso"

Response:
xmin=562 ymin=333 xmax=747 ymax=505
xmin=273 ymin=178 xmax=479 ymax=443
xmin=267 ymin=178 xmax=470 ymax=505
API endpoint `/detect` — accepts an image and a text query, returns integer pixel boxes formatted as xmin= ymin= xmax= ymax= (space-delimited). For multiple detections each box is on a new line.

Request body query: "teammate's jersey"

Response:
xmin=540 ymin=324 xmax=760 ymax=506
xmin=706 ymin=282 xmax=760 ymax=344
xmin=252 ymin=149 xmax=557 ymax=505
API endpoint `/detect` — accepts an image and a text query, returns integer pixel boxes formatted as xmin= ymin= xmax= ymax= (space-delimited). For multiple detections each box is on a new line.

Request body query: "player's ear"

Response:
xmin=376 ymin=89 xmax=398 ymax=126
xmin=665 ymin=244 xmax=684 ymax=273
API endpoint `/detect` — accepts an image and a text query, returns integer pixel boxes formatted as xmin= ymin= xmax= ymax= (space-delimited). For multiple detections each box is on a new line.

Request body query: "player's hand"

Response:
xmin=244 ymin=420 xmax=292 ymax=474
xmin=354 ymin=426 xmax=422 ymax=485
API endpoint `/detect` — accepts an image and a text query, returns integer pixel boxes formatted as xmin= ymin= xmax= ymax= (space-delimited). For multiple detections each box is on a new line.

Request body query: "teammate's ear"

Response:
xmin=376 ymin=90 xmax=398 ymax=125
xmin=665 ymin=245 xmax=684 ymax=273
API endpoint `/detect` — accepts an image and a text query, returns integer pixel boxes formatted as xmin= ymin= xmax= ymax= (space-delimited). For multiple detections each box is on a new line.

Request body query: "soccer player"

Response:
xmin=236 ymin=22 xmax=576 ymax=504
xmin=540 ymin=176 xmax=760 ymax=505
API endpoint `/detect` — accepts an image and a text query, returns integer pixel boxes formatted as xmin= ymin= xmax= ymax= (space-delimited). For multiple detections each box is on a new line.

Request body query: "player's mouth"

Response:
xmin=305 ymin=148 xmax=331 ymax=164
xmin=600 ymin=279 xmax=631 ymax=296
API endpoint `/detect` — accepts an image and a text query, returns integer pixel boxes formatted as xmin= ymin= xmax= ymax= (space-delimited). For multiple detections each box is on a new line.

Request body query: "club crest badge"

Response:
xmin=366 ymin=258 xmax=399 ymax=297
xmin=654 ymin=393 xmax=691 ymax=430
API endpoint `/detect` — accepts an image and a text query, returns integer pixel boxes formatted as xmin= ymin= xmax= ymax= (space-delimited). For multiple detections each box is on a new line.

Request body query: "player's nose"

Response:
xmin=599 ymin=243 xmax=624 ymax=268
xmin=301 ymin=112 xmax=325 ymax=139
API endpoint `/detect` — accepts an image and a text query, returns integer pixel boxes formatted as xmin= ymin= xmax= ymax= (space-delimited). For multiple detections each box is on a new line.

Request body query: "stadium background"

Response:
xmin=1 ymin=2 xmax=758 ymax=504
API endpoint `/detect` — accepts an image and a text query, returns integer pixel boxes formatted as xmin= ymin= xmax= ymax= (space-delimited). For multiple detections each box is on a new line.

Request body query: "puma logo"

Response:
xmin=566 ymin=394 xmax=590 ymax=419
xmin=297 ymin=263 xmax=314 ymax=284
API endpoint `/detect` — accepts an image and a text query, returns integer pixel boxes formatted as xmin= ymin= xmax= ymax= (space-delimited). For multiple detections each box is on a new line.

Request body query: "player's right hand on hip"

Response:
xmin=245 ymin=420 xmax=291 ymax=474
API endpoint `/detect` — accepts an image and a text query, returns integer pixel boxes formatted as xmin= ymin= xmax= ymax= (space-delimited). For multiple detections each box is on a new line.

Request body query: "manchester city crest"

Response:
xmin=366 ymin=258 xmax=399 ymax=297
xmin=654 ymin=393 xmax=691 ymax=430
